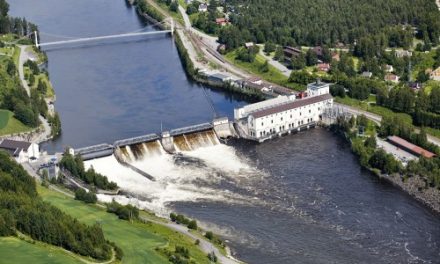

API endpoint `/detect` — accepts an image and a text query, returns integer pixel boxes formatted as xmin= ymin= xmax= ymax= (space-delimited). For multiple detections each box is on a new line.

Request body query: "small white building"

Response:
xmin=430 ymin=67 xmax=440 ymax=81
xmin=198 ymin=3 xmax=208 ymax=12
xmin=234 ymin=81 xmax=333 ymax=142
xmin=0 ymin=139 xmax=40 ymax=162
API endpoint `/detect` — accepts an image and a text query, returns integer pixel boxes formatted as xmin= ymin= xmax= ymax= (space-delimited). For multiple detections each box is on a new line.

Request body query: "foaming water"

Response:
xmin=85 ymin=143 xmax=266 ymax=216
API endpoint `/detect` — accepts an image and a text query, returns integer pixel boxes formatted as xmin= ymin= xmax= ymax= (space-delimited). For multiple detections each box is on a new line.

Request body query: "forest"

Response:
xmin=219 ymin=0 xmax=440 ymax=49
xmin=0 ymin=151 xmax=117 ymax=261
xmin=0 ymin=0 xmax=49 ymax=130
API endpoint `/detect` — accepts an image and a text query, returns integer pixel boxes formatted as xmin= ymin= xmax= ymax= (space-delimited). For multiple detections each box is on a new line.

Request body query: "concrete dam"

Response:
xmin=74 ymin=117 xmax=235 ymax=181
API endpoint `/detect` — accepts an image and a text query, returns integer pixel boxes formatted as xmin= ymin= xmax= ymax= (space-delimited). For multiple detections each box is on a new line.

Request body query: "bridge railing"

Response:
xmin=114 ymin=133 xmax=160 ymax=147
xmin=169 ymin=122 xmax=213 ymax=136
xmin=75 ymin=143 xmax=114 ymax=155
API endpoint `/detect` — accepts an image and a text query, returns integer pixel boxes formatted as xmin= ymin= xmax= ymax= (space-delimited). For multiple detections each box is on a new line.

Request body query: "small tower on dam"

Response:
xmin=161 ymin=131 xmax=176 ymax=153
xmin=213 ymin=117 xmax=237 ymax=139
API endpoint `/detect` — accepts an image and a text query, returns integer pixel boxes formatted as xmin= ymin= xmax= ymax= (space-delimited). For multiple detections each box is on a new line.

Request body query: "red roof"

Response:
xmin=387 ymin=136 xmax=435 ymax=158
xmin=250 ymin=93 xmax=332 ymax=119
xmin=216 ymin=18 xmax=227 ymax=24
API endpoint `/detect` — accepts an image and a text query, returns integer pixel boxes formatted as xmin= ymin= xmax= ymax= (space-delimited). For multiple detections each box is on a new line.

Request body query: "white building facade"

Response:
xmin=0 ymin=139 xmax=40 ymax=162
xmin=234 ymin=82 xmax=333 ymax=142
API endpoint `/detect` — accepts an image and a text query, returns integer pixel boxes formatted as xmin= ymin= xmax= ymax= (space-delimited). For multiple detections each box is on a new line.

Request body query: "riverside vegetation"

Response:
xmin=59 ymin=152 xmax=118 ymax=191
xmin=0 ymin=0 xmax=61 ymax=137
xmin=332 ymin=114 xmax=440 ymax=212
xmin=0 ymin=151 xmax=120 ymax=261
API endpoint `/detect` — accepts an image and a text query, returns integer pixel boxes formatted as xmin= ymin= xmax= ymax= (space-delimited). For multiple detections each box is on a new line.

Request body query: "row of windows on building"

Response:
xmin=249 ymin=118 xmax=315 ymax=138
xmin=255 ymin=104 xmax=325 ymax=126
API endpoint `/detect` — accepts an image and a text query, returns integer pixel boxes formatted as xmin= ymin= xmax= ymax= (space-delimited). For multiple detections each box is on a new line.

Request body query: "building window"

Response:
xmin=309 ymin=110 xmax=311 ymax=113
xmin=290 ymin=115 xmax=292 ymax=119
xmin=300 ymin=112 xmax=302 ymax=116
xmin=261 ymin=122 xmax=264 ymax=126
xmin=271 ymin=120 xmax=273 ymax=123
xmin=281 ymin=117 xmax=283 ymax=121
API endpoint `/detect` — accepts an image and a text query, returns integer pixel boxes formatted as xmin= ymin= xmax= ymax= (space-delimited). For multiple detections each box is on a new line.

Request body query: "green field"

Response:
xmin=0 ymin=109 xmax=10 ymax=129
xmin=0 ymin=237 xmax=83 ymax=264
xmin=0 ymin=109 xmax=33 ymax=136
xmin=225 ymin=50 xmax=302 ymax=90
xmin=38 ymin=186 xmax=211 ymax=264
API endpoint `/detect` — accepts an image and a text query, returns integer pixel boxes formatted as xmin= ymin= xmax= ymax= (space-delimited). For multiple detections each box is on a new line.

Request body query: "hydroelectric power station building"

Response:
xmin=234 ymin=81 xmax=333 ymax=142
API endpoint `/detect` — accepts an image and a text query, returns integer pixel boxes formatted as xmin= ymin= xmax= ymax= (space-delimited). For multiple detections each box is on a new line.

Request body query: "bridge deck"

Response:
xmin=170 ymin=122 xmax=213 ymax=136
xmin=114 ymin=133 xmax=160 ymax=147
xmin=75 ymin=143 xmax=114 ymax=154
xmin=38 ymin=30 xmax=171 ymax=47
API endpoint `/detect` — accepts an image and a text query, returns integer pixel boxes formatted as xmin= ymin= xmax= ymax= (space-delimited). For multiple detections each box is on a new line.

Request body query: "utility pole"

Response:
xmin=170 ymin=19 xmax=174 ymax=36
xmin=34 ymin=31 xmax=39 ymax=48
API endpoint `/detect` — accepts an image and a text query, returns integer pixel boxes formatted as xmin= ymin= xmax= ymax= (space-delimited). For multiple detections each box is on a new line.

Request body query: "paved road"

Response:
xmin=335 ymin=103 xmax=440 ymax=147
xmin=16 ymin=45 xmax=53 ymax=143
xmin=258 ymin=45 xmax=291 ymax=77
xmin=144 ymin=217 xmax=242 ymax=264
xmin=179 ymin=5 xmax=191 ymax=30
xmin=18 ymin=45 xmax=31 ymax=96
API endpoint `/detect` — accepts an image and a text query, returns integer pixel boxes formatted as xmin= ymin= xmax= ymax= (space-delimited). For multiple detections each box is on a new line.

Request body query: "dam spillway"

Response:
xmin=74 ymin=117 xmax=235 ymax=162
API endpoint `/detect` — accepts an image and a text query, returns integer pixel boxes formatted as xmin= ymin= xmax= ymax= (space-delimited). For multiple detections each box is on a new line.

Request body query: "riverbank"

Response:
xmin=132 ymin=0 xmax=285 ymax=101
xmin=375 ymin=170 xmax=440 ymax=214
xmin=329 ymin=122 xmax=440 ymax=215
xmin=0 ymin=40 xmax=59 ymax=143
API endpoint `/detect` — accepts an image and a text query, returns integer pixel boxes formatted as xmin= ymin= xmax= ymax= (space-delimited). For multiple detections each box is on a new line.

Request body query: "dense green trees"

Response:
xmin=0 ymin=151 xmax=115 ymax=260
xmin=74 ymin=188 xmax=97 ymax=204
xmin=137 ymin=0 xmax=165 ymax=22
xmin=170 ymin=212 xmax=198 ymax=230
xmin=376 ymin=85 xmax=440 ymax=130
xmin=59 ymin=153 xmax=118 ymax=190
xmin=368 ymin=149 xmax=401 ymax=174
xmin=236 ymin=46 xmax=259 ymax=63
xmin=219 ymin=0 xmax=440 ymax=49
xmin=0 ymin=0 xmax=38 ymax=37
xmin=106 ymin=200 xmax=139 ymax=221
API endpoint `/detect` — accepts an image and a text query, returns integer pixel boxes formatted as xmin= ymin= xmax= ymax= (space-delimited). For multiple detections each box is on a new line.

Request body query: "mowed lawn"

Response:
xmin=0 ymin=237 xmax=82 ymax=264
xmin=225 ymin=50 xmax=295 ymax=87
xmin=0 ymin=109 xmax=10 ymax=129
xmin=38 ymin=187 xmax=169 ymax=264
xmin=0 ymin=109 xmax=33 ymax=136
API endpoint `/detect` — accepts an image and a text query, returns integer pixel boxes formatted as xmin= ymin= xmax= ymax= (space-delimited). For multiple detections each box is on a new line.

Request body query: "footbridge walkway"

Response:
xmin=32 ymin=19 xmax=174 ymax=48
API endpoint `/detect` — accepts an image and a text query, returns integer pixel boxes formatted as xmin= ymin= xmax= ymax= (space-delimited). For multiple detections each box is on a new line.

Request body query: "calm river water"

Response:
xmin=10 ymin=1 xmax=440 ymax=263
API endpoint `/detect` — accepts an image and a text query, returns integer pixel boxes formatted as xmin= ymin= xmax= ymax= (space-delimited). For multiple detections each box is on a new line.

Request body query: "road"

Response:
xmin=24 ymin=151 xmax=239 ymax=264
xmin=176 ymin=4 xmax=250 ymax=79
xmin=16 ymin=45 xmax=53 ymax=143
xmin=144 ymin=217 xmax=242 ymax=264
xmin=335 ymin=103 xmax=440 ymax=147
xmin=18 ymin=45 xmax=31 ymax=96
xmin=258 ymin=45 xmax=291 ymax=77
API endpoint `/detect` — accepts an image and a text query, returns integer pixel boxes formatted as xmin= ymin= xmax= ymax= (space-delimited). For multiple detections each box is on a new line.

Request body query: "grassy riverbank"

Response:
xmin=38 ymin=185 xmax=211 ymax=264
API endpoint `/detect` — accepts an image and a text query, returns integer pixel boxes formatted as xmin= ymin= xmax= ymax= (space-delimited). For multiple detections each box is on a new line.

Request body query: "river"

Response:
xmin=9 ymin=1 xmax=440 ymax=263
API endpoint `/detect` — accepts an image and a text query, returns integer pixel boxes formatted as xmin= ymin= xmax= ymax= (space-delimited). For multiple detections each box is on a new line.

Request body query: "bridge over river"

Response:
xmin=32 ymin=19 xmax=174 ymax=48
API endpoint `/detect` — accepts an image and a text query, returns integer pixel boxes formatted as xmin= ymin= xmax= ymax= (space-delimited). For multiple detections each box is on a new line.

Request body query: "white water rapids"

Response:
xmin=84 ymin=142 xmax=265 ymax=216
